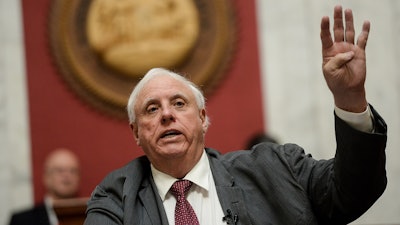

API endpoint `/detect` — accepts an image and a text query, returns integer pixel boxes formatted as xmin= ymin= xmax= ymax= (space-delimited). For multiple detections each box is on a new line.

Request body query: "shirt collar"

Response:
xmin=44 ymin=196 xmax=59 ymax=225
xmin=151 ymin=150 xmax=210 ymax=201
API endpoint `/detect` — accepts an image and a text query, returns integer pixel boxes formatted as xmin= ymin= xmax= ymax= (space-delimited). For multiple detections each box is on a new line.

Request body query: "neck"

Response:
xmin=154 ymin=150 xmax=203 ymax=179
xmin=159 ymin=159 xmax=196 ymax=178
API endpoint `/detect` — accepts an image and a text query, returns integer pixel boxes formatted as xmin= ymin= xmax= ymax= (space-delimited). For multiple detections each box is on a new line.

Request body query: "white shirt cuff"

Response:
xmin=334 ymin=105 xmax=374 ymax=133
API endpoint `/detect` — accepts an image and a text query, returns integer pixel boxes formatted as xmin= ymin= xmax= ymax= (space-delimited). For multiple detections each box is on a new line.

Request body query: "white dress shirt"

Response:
xmin=334 ymin=105 xmax=374 ymax=132
xmin=44 ymin=196 xmax=59 ymax=225
xmin=152 ymin=151 xmax=226 ymax=225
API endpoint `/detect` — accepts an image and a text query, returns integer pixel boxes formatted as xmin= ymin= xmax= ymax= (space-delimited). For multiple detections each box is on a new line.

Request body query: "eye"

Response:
xmin=146 ymin=104 xmax=159 ymax=114
xmin=174 ymin=99 xmax=186 ymax=108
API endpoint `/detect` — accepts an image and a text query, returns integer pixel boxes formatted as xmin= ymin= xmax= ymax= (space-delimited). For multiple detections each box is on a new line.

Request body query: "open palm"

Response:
xmin=320 ymin=5 xmax=370 ymax=112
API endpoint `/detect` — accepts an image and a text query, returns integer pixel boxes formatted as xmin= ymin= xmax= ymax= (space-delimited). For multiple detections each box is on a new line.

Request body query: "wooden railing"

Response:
xmin=53 ymin=197 xmax=89 ymax=225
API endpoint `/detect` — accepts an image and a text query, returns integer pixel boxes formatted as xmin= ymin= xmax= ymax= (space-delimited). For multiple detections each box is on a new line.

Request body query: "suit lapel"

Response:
xmin=207 ymin=149 xmax=253 ymax=225
xmin=138 ymin=176 xmax=169 ymax=225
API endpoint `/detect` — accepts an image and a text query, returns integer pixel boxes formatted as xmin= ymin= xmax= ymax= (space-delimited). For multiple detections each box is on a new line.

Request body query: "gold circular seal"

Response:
xmin=49 ymin=0 xmax=236 ymax=119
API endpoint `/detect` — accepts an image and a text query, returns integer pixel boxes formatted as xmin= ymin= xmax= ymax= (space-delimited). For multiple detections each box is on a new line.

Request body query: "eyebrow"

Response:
xmin=170 ymin=93 xmax=189 ymax=102
xmin=142 ymin=98 xmax=158 ymax=107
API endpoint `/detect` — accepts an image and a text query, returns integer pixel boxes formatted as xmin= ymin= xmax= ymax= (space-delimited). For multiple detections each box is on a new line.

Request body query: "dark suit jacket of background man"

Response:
xmin=9 ymin=204 xmax=51 ymax=225
xmin=85 ymin=106 xmax=387 ymax=225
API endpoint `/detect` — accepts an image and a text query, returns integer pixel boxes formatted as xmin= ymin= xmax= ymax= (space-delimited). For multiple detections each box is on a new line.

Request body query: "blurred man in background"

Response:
xmin=9 ymin=148 xmax=80 ymax=225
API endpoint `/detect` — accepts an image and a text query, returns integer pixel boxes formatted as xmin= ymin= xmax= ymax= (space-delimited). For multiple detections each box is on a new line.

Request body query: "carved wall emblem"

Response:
xmin=49 ymin=0 xmax=236 ymax=119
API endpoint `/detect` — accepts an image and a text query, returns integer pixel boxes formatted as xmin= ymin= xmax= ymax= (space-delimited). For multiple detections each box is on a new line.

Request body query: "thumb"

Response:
xmin=326 ymin=51 xmax=355 ymax=70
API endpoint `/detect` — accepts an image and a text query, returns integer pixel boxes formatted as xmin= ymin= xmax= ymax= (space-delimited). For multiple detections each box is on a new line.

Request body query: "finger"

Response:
xmin=357 ymin=20 xmax=370 ymax=50
xmin=344 ymin=8 xmax=355 ymax=43
xmin=333 ymin=5 xmax=344 ymax=42
xmin=320 ymin=16 xmax=333 ymax=49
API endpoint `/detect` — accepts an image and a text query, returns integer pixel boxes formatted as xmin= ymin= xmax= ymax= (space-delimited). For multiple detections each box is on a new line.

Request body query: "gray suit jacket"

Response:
xmin=85 ymin=107 xmax=387 ymax=225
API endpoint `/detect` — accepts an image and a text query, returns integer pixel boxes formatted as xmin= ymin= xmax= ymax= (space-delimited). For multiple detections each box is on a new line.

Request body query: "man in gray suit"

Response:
xmin=84 ymin=5 xmax=387 ymax=225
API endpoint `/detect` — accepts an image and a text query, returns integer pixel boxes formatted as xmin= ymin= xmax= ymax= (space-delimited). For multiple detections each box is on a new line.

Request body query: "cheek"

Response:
xmin=184 ymin=116 xmax=204 ymax=136
xmin=137 ymin=121 xmax=158 ymax=140
xmin=71 ymin=178 xmax=80 ymax=186
xmin=141 ymin=122 xmax=156 ymax=133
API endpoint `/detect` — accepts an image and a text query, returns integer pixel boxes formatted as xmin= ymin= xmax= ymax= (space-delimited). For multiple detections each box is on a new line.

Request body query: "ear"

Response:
xmin=130 ymin=123 xmax=141 ymax=146
xmin=200 ymin=109 xmax=208 ymax=133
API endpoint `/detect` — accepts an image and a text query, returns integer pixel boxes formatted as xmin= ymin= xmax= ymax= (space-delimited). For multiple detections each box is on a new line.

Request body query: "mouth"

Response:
xmin=160 ymin=129 xmax=182 ymax=139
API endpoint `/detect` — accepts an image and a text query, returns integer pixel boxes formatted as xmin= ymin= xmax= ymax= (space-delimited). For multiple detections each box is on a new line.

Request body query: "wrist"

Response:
xmin=334 ymin=91 xmax=367 ymax=113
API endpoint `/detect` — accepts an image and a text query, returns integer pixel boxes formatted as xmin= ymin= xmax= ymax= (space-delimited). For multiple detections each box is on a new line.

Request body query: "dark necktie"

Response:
xmin=170 ymin=180 xmax=200 ymax=225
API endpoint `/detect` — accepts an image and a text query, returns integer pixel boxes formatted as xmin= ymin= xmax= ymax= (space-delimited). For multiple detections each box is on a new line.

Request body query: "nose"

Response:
xmin=161 ymin=106 xmax=175 ymax=124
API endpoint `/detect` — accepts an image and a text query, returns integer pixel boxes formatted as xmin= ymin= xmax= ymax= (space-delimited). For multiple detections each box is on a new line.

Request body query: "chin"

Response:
xmin=160 ymin=146 xmax=189 ymax=158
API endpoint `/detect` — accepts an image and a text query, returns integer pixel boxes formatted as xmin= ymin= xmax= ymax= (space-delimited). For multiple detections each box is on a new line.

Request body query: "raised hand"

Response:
xmin=320 ymin=5 xmax=370 ymax=112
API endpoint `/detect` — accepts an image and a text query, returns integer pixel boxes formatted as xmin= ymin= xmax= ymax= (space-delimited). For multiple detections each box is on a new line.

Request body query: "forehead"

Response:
xmin=137 ymin=75 xmax=194 ymax=102
xmin=46 ymin=152 xmax=79 ymax=168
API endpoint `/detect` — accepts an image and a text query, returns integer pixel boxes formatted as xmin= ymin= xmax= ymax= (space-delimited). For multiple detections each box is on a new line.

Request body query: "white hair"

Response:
xmin=126 ymin=68 xmax=210 ymax=127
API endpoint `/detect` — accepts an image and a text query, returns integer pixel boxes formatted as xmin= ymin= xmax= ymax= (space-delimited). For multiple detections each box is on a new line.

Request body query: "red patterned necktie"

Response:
xmin=170 ymin=180 xmax=200 ymax=225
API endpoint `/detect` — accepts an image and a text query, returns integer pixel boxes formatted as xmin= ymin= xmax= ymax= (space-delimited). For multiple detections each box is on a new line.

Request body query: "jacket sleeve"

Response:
xmin=287 ymin=105 xmax=387 ymax=224
xmin=84 ymin=183 xmax=124 ymax=225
